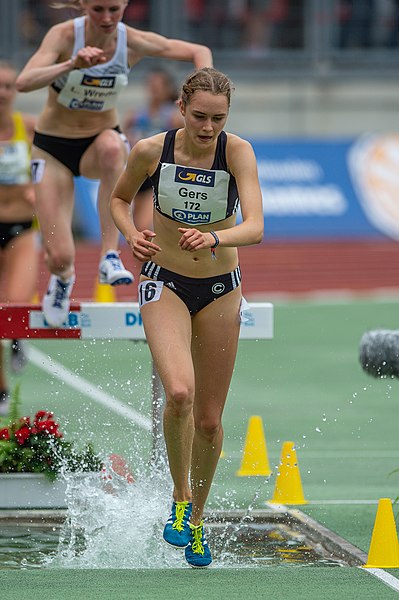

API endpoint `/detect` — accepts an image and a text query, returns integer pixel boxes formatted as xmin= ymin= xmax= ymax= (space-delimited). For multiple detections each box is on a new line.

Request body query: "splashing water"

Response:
xmin=217 ymin=477 xmax=271 ymax=563
xmin=1 ymin=463 xmax=344 ymax=569
xmin=45 ymin=466 xmax=189 ymax=569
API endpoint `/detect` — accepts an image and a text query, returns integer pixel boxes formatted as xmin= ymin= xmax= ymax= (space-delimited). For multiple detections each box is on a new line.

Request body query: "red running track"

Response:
xmin=29 ymin=239 xmax=399 ymax=302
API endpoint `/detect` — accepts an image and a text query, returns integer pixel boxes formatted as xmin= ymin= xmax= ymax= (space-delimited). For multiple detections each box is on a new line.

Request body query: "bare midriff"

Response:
xmin=151 ymin=210 xmax=238 ymax=278
xmin=35 ymin=88 xmax=119 ymax=138
xmin=0 ymin=185 xmax=34 ymax=222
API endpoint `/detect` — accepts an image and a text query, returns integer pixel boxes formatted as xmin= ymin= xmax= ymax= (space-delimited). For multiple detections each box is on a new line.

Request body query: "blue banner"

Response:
xmin=253 ymin=137 xmax=384 ymax=240
xmin=74 ymin=134 xmax=399 ymax=241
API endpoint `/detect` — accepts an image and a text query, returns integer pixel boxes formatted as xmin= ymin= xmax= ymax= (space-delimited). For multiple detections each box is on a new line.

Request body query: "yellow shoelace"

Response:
xmin=190 ymin=522 xmax=205 ymax=555
xmin=172 ymin=501 xmax=189 ymax=532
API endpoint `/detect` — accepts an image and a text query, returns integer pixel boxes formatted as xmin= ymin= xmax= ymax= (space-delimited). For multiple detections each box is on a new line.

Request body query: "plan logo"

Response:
xmin=69 ymin=98 xmax=104 ymax=110
xmin=175 ymin=166 xmax=215 ymax=187
xmin=172 ymin=209 xmax=211 ymax=224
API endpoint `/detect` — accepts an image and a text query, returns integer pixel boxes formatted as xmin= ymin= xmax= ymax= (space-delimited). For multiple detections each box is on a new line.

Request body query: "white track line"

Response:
xmin=249 ymin=288 xmax=399 ymax=305
xmin=307 ymin=500 xmax=379 ymax=505
xmin=266 ymin=502 xmax=399 ymax=593
xmin=28 ymin=346 xmax=152 ymax=431
xmin=225 ymin=451 xmax=399 ymax=459
xmin=359 ymin=568 xmax=399 ymax=593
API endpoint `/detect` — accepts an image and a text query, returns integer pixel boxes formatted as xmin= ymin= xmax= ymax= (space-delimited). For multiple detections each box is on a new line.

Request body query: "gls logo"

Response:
xmin=175 ymin=166 xmax=215 ymax=187
xmin=81 ymin=75 xmax=116 ymax=88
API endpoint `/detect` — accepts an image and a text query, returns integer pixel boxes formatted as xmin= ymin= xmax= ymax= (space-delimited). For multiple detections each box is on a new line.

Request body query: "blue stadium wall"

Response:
xmin=74 ymin=133 xmax=399 ymax=242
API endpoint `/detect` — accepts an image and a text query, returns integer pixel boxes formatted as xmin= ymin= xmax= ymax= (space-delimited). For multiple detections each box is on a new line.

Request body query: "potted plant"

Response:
xmin=0 ymin=385 xmax=103 ymax=509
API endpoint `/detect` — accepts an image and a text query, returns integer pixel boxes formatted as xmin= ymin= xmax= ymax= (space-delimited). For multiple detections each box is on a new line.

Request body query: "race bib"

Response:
xmin=138 ymin=280 xmax=163 ymax=307
xmin=157 ymin=163 xmax=231 ymax=225
xmin=31 ymin=159 xmax=46 ymax=184
xmin=57 ymin=71 xmax=128 ymax=112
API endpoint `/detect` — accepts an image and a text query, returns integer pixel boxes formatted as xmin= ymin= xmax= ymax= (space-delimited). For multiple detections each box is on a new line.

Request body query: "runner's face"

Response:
xmin=83 ymin=0 xmax=127 ymax=33
xmin=0 ymin=68 xmax=16 ymax=109
xmin=181 ymin=91 xmax=229 ymax=147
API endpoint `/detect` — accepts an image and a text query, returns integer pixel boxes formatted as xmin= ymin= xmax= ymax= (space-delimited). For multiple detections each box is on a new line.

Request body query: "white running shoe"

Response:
xmin=42 ymin=274 xmax=75 ymax=327
xmin=98 ymin=250 xmax=134 ymax=286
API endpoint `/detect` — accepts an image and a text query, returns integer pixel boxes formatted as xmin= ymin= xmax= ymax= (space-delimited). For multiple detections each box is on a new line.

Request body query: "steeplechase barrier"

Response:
xmin=0 ymin=302 xmax=274 ymax=463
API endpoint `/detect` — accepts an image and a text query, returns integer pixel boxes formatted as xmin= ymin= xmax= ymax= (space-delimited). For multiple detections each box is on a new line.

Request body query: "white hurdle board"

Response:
xmin=26 ymin=302 xmax=274 ymax=340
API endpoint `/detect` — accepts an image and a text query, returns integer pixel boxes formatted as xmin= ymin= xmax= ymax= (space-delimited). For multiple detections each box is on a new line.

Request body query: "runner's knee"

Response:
xmin=166 ymin=384 xmax=194 ymax=416
xmin=195 ymin=416 xmax=222 ymax=442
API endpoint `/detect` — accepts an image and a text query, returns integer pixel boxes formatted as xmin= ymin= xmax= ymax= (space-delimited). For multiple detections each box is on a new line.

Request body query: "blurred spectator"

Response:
xmin=20 ymin=1 xmax=73 ymax=47
xmin=337 ymin=0 xmax=376 ymax=48
xmin=123 ymin=0 xmax=150 ymax=30
xmin=336 ymin=0 xmax=399 ymax=49
xmin=0 ymin=61 xmax=38 ymax=415
xmin=123 ymin=68 xmax=183 ymax=231
xmin=243 ymin=0 xmax=290 ymax=54
xmin=379 ymin=0 xmax=399 ymax=48
xmin=124 ymin=68 xmax=182 ymax=147
xmin=184 ymin=0 xmax=304 ymax=52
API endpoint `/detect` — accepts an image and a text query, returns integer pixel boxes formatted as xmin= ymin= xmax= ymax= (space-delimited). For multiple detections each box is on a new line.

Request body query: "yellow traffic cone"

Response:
xmin=236 ymin=415 xmax=272 ymax=476
xmin=364 ymin=498 xmax=399 ymax=568
xmin=30 ymin=291 xmax=40 ymax=304
xmin=269 ymin=441 xmax=308 ymax=505
xmin=94 ymin=280 xmax=116 ymax=303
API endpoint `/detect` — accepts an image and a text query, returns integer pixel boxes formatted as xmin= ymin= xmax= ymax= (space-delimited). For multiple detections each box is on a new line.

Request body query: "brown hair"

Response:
xmin=51 ymin=0 xmax=127 ymax=9
xmin=51 ymin=0 xmax=82 ymax=9
xmin=181 ymin=68 xmax=234 ymax=108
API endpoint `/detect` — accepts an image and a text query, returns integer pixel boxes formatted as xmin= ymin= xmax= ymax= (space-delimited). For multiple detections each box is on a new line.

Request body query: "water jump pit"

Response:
xmin=0 ymin=508 xmax=365 ymax=570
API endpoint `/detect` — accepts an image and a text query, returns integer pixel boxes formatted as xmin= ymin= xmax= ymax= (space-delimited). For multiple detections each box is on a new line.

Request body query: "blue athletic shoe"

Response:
xmin=163 ymin=501 xmax=192 ymax=548
xmin=185 ymin=521 xmax=212 ymax=568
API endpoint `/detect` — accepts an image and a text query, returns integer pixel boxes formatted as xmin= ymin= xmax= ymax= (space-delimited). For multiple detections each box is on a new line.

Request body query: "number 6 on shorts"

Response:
xmin=138 ymin=280 xmax=164 ymax=307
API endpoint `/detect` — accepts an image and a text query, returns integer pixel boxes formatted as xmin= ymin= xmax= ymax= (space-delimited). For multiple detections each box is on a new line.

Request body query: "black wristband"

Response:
xmin=209 ymin=231 xmax=219 ymax=248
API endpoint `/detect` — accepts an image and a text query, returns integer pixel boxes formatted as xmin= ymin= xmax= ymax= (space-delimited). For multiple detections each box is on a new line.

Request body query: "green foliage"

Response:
xmin=0 ymin=385 xmax=103 ymax=481
xmin=7 ymin=383 xmax=22 ymax=426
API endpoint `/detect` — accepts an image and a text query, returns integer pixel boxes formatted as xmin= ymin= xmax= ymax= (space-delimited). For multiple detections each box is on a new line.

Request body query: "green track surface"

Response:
xmin=1 ymin=297 xmax=399 ymax=598
xmin=1 ymin=567 xmax=399 ymax=600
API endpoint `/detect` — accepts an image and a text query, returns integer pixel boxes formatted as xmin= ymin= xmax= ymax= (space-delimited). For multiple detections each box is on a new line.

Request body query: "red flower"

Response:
xmin=15 ymin=424 xmax=32 ymax=445
xmin=36 ymin=419 xmax=62 ymax=437
xmin=34 ymin=410 xmax=49 ymax=421
xmin=0 ymin=428 xmax=10 ymax=440
xmin=34 ymin=410 xmax=54 ymax=423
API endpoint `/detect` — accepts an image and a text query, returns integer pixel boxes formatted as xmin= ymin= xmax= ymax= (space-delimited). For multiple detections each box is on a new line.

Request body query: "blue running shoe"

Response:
xmin=185 ymin=521 xmax=212 ymax=568
xmin=163 ymin=501 xmax=192 ymax=548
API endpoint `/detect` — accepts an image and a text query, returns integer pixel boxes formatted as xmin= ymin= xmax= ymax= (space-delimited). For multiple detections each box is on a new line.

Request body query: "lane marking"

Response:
xmin=359 ymin=568 xmax=399 ymax=593
xmin=267 ymin=503 xmax=399 ymax=592
xmin=250 ymin=288 xmax=399 ymax=305
xmin=307 ymin=500 xmax=379 ymax=505
xmin=28 ymin=346 xmax=152 ymax=431
xmin=225 ymin=450 xmax=399 ymax=459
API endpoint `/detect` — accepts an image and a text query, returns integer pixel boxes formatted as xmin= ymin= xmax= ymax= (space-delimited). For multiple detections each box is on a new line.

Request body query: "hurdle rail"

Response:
xmin=0 ymin=302 xmax=274 ymax=464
